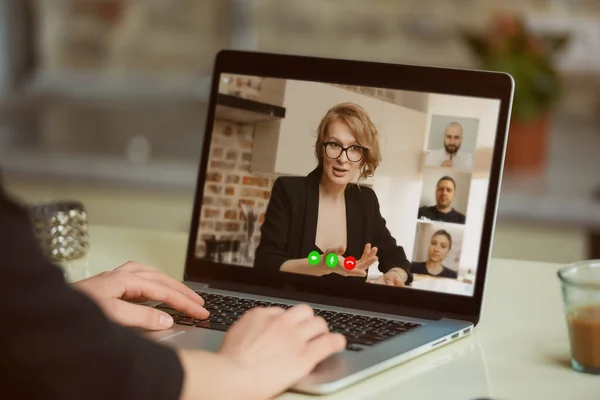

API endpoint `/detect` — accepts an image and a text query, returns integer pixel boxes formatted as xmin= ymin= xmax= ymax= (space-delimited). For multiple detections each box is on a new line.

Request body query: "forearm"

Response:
xmin=178 ymin=350 xmax=251 ymax=400
xmin=280 ymin=258 xmax=327 ymax=276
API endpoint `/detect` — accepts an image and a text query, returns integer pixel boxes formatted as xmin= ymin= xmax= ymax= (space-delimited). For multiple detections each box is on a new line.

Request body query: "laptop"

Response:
xmin=146 ymin=50 xmax=513 ymax=395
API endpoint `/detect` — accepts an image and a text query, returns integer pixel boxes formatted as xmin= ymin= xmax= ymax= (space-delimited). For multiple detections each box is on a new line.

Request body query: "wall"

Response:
xmin=195 ymin=120 xmax=275 ymax=256
xmin=331 ymin=84 xmax=429 ymax=112
xmin=34 ymin=0 xmax=229 ymax=74
xmin=35 ymin=1 xmax=600 ymax=77
xmin=370 ymin=104 xmax=429 ymax=265
xmin=2 ymin=175 xmax=195 ymax=232
xmin=253 ymin=0 xmax=600 ymax=72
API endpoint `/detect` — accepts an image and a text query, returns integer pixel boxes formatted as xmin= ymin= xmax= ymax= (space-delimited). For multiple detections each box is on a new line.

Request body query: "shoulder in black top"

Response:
xmin=254 ymin=165 xmax=413 ymax=284
xmin=411 ymin=261 xmax=458 ymax=279
xmin=417 ymin=205 xmax=466 ymax=224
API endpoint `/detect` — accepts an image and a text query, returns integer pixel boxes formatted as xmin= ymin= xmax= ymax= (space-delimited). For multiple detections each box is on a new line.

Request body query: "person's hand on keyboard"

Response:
xmin=216 ymin=304 xmax=346 ymax=399
xmin=72 ymin=261 xmax=209 ymax=330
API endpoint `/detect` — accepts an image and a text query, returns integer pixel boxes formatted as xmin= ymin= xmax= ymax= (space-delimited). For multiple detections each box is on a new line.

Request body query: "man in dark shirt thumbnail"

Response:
xmin=418 ymin=176 xmax=466 ymax=224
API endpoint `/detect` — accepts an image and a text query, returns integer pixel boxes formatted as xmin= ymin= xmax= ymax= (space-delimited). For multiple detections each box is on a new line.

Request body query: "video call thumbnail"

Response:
xmin=195 ymin=74 xmax=501 ymax=297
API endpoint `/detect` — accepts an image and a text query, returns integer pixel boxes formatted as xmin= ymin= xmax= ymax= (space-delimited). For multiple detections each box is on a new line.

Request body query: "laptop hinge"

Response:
xmin=443 ymin=312 xmax=477 ymax=325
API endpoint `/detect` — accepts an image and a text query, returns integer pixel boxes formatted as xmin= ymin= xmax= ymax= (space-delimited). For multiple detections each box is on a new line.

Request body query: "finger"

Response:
xmin=298 ymin=316 xmax=330 ymax=341
xmin=124 ymin=275 xmax=209 ymax=320
xmin=116 ymin=260 xmax=153 ymax=272
xmin=346 ymin=269 xmax=367 ymax=277
xmin=306 ymin=333 xmax=347 ymax=366
xmin=117 ymin=263 xmax=202 ymax=302
xmin=369 ymin=246 xmax=378 ymax=258
xmin=392 ymin=277 xmax=405 ymax=287
xmin=359 ymin=255 xmax=378 ymax=267
xmin=280 ymin=303 xmax=315 ymax=324
xmin=108 ymin=300 xmax=175 ymax=330
xmin=362 ymin=243 xmax=371 ymax=258
xmin=241 ymin=305 xmax=286 ymax=321
xmin=356 ymin=256 xmax=378 ymax=271
xmin=373 ymin=275 xmax=386 ymax=285
xmin=135 ymin=270 xmax=205 ymax=306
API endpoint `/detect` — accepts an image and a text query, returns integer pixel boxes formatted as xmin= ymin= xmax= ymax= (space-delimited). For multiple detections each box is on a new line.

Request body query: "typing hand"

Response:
xmin=218 ymin=304 xmax=346 ymax=400
xmin=73 ymin=261 xmax=209 ymax=330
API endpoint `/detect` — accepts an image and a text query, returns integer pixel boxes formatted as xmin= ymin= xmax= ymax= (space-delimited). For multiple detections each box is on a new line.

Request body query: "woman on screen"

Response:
xmin=254 ymin=102 xmax=412 ymax=287
xmin=411 ymin=230 xmax=458 ymax=279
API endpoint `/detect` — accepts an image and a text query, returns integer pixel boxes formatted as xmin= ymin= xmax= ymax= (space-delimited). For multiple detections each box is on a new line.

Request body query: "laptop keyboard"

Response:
xmin=155 ymin=292 xmax=421 ymax=352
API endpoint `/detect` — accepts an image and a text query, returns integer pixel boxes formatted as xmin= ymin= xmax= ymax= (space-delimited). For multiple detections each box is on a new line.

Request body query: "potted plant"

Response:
xmin=462 ymin=13 xmax=569 ymax=173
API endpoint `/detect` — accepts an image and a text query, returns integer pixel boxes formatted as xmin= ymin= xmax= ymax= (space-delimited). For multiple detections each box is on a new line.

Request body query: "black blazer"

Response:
xmin=254 ymin=166 xmax=413 ymax=284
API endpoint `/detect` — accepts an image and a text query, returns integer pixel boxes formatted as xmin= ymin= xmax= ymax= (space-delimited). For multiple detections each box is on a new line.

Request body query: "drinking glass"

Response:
xmin=557 ymin=260 xmax=600 ymax=374
xmin=29 ymin=201 xmax=89 ymax=262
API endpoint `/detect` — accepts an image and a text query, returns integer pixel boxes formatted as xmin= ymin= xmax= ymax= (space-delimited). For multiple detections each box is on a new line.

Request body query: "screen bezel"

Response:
xmin=184 ymin=50 xmax=513 ymax=322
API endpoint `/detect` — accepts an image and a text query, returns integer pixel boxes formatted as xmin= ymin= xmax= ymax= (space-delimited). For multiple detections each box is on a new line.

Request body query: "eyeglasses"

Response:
xmin=323 ymin=142 xmax=367 ymax=163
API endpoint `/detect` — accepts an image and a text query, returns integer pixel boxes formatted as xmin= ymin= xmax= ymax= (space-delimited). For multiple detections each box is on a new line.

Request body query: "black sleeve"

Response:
xmin=0 ymin=187 xmax=184 ymax=400
xmin=417 ymin=206 xmax=424 ymax=219
xmin=254 ymin=177 xmax=292 ymax=272
xmin=368 ymin=190 xmax=413 ymax=284
xmin=458 ymin=212 xmax=466 ymax=224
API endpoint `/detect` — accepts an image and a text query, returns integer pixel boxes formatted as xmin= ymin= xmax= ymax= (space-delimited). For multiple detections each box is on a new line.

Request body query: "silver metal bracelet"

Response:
xmin=390 ymin=268 xmax=407 ymax=283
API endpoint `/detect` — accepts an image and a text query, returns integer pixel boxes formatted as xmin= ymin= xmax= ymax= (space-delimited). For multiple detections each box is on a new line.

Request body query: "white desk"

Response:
xmin=411 ymin=274 xmax=474 ymax=296
xmin=62 ymin=225 xmax=599 ymax=400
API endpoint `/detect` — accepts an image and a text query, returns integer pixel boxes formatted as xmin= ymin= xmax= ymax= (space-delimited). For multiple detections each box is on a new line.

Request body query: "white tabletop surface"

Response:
xmin=61 ymin=225 xmax=600 ymax=400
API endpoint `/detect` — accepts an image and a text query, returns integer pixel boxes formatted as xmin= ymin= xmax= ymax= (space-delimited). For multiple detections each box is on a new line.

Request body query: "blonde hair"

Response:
xmin=314 ymin=102 xmax=381 ymax=182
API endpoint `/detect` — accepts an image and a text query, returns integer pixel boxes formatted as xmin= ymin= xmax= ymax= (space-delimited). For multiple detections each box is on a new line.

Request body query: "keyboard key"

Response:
xmin=176 ymin=318 xmax=196 ymax=326
xmin=156 ymin=306 xmax=183 ymax=317
xmin=195 ymin=320 xmax=229 ymax=332
xmin=346 ymin=337 xmax=376 ymax=346
xmin=346 ymin=344 xmax=365 ymax=352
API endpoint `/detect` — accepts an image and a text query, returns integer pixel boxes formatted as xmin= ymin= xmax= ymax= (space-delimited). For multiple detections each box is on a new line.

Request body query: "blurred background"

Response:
xmin=1 ymin=0 xmax=599 ymax=264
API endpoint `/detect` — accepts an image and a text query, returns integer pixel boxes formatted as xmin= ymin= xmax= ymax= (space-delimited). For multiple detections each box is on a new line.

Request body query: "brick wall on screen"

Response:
xmin=196 ymin=120 xmax=276 ymax=256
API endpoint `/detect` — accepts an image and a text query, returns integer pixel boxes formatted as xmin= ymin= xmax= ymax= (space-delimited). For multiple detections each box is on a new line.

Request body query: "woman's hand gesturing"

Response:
xmin=321 ymin=243 xmax=378 ymax=277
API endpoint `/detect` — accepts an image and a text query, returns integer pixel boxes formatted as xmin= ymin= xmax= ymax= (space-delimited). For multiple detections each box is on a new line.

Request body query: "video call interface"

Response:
xmin=195 ymin=73 xmax=501 ymax=297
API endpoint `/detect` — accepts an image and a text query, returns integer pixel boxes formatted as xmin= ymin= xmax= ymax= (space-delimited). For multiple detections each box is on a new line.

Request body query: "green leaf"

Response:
xmin=458 ymin=22 xmax=566 ymax=123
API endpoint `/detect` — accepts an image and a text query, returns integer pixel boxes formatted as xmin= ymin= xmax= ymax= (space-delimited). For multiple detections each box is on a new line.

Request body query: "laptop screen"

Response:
xmin=194 ymin=73 xmax=501 ymax=298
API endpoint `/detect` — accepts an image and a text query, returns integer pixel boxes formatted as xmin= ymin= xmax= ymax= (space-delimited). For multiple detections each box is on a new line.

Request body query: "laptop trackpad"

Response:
xmin=156 ymin=328 xmax=225 ymax=352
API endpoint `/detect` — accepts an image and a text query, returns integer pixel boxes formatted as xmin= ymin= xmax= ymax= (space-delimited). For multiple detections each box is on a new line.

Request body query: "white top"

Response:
xmin=61 ymin=225 xmax=599 ymax=400
xmin=425 ymin=148 xmax=474 ymax=170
